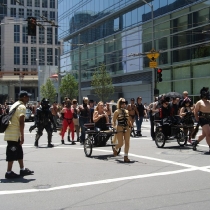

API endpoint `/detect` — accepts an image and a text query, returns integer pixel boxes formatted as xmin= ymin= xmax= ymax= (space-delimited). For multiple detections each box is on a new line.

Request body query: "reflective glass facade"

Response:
xmin=58 ymin=0 xmax=210 ymax=102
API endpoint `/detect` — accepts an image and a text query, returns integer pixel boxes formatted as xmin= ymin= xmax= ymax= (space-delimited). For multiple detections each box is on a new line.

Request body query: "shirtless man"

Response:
xmin=192 ymin=87 xmax=210 ymax=152
xmin=127 ymin=98 xmax=139 ymax=127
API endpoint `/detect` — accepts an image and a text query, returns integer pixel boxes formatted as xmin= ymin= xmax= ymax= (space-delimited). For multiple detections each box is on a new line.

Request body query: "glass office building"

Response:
xmin=58 ymin=0 xmax=210 ymax=103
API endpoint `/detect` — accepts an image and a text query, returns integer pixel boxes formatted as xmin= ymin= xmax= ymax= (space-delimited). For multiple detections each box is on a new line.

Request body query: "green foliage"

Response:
xmin=40 ymin=79 xmax=57 ymax=104
xmin=91 ymin=64 xmax=114 ymax=102
xmin=59 ymin=74 xmax=78 ymax=99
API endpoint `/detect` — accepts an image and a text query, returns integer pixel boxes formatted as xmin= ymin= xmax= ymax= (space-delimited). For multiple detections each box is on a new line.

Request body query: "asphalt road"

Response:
xmin=0 ymin=121 xmax=210 ymax=210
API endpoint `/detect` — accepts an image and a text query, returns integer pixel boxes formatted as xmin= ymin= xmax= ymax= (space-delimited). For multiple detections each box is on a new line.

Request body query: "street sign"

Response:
xmin=149 ymin=61 xmax=157 ymax=68
xmin=147 ymin=52 xmax=160 ymax=59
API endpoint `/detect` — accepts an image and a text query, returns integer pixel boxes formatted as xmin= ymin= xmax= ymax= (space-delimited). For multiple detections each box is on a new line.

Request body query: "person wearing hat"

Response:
xmin=4 ymin=90 xmax=34 ymax=179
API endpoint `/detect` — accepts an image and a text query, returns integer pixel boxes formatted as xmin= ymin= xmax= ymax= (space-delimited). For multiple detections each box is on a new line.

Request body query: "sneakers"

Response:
xmin=20 ymin=168 xmax=34 ymax=176
xmin=5 ymin=171 xmax=21 ymax=179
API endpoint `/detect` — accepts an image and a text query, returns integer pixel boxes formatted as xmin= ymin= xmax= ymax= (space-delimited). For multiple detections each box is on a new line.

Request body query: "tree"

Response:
xmin=91 ymin=64 xmax=114 ymax=102
xmin=59 ymin=73 xmax=78 ymax=99
xmin=40 ymin=79 xmax=57 ymax=104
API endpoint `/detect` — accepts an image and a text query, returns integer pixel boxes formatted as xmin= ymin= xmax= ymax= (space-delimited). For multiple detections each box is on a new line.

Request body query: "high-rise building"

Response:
xmin=58 ymin=0 xmax=210 ymax=103
xmin=0 ymin=0 xmax=58 ymax=103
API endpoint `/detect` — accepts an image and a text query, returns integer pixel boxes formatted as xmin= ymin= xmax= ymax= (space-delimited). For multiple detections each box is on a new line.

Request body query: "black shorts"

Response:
xmin=6 ymin=140 xmax=23 ymax=162
xmin=199 ymin=118 xmax=210 ymax=127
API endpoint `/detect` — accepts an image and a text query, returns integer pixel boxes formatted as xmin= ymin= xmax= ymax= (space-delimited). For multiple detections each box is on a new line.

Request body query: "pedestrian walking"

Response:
xmin=4 ymin=90 xmax=34 ymax=179
xmin=135 ymin=97 xmax=147 ymax=136
xmin=112 ymin=98 xmax=132 ymax=162
xmin=192 ymin=87 xmax=210 ymax=152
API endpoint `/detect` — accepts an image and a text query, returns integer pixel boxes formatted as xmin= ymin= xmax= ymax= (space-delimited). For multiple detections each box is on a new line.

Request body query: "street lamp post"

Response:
xmin=78 ymin=34 xmax=82 ymax=104
xmin=141 ymin=0 xmax=156 ymax=99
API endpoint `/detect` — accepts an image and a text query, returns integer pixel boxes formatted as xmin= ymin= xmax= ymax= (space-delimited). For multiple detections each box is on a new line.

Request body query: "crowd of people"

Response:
xmin=3 ymin=87 xmax=210 ymax=178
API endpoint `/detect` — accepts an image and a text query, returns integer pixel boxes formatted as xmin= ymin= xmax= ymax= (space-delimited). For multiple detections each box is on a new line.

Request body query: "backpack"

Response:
xmin=0 ymin=104 xmax=21 ymax=133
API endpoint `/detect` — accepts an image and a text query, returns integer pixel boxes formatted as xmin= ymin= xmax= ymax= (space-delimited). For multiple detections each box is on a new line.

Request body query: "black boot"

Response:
xmin=48 ymin=143 xmax=54 ymax=148
xmin=67 ymin=136 xmax=71 ymax=142
xmin=34 ymin=140 xmax=38 ymax=147
xmin=61 ymin=140 xmax=65 ymax=144
xmin=47 ymin=133 xmax=54 ymax=147
xmin=192 ymin=140 xmax=199 ymax=151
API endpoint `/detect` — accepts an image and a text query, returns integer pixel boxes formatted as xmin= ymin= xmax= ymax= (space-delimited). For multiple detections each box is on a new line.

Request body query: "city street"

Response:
xmin=1 ymin=121 xmax=210 ymax=210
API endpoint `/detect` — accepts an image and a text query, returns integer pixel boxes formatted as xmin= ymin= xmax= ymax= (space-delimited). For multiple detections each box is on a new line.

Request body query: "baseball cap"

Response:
xmin=18 ymin=90 xmax=32 ymax=98
xmin=131 ymin=98 xmax=135 ymax=101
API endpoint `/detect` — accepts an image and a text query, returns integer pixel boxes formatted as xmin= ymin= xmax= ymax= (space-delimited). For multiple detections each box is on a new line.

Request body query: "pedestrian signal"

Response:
xmin=157 ymin=69 xmax=162 ymax=82
xmin=27 ymin=17 xmax=36 ymax=36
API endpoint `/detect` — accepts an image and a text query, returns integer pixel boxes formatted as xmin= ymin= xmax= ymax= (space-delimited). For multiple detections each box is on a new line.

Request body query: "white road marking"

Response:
xmin=0 ymin=168 xmax=196 ymax=195
xmin=0 ymin=144 xmax=210 ymax=195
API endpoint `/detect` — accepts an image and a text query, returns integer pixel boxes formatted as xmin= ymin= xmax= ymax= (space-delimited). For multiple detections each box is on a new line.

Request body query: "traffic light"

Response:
xmin=27 ymin=17 xmax=36 ymax=36
xmin=157 ymin=68 xmax=162 ymax=82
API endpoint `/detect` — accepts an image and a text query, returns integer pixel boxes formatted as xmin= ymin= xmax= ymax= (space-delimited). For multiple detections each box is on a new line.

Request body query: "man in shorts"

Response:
xmin=4 ymin=90 xmax=34 ymax=179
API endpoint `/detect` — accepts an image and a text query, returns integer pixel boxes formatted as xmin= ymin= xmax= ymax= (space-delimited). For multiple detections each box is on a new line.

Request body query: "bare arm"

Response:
xmin=19 ymin=115 xmax=25 ymax=145
xmin=194 ymin=102 xmax=200 ymax=122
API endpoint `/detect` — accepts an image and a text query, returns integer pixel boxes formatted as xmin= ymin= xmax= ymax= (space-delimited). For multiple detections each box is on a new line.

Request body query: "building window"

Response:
xmin=27 ymin=9 xmax=32 ymax=17
xmin=23 ymin=47 xmax=28 ymax=65
xmin=42 ymin=0 xmax=48 ymax=8
xmin=50 ymin=11 xmax=55 ymax=20
xmin=14 ymin=68 xmax=20 ymax=75
xmin=18 ymin=8 xmax=24 ymax=18
xmin=34 ymin=10 xmax=39 ymax=17
xmin=31 ymin=36 xmax=36 ymax=44
xmin=11 ymin=8 xmax=16 ymax=17
xmin=50 ymin=0 xmax=55 ymax=8
xmin=31 ymin=47 xmax=36 ymax=65
xmin=27 ymin=0 xmax=32 ymax=6
xmin=14 ymin=25 xmax=20 ymax=43
xmin=39 ymin=27 xmax=45 ymax=44
xmin=47 ymin=48 xmax=53 ymax=64
xmin=39 ymin=48 xmax=45 ymax=65
xmin=35 ymin=0 xmax=40 ymax=7
xmin=11 ymin=0 xmax=16 ymax=5
xmin=55 ymin=28 xmax=58 ymax=45
xmin=55 ymin=49 xmax=58 ymax=66
xmin=23 ymin=68 xmax=28 ymax=75
xmin=14 ymin=47 xmax=20 ymax=65
xmin=19 ymin=0 xmax=24 ymax=5
xmin=47 ymin=28 xmax=52 ymax=44
xmin=31 ymin=68 xmax=37 ymax=75
xmin=22 ymin=25 xmax=28 ymax=43
xmin=42 ymin=10 xmax=48 ymax=18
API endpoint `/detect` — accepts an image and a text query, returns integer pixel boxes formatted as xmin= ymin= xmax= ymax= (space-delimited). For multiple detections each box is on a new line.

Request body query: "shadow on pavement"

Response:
xmin=0 ymin=178 xmax=36 ymax=183
xmin=90 ymin=154 xmax=113 ymax=161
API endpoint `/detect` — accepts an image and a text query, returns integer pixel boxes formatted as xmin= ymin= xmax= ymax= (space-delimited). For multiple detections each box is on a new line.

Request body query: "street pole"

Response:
xmin=142 ymin=0 xmax=156 ymax=99
xmin=57 ymin=47 xmax=61 ymax=104
xmin=78 ymin=34 xmax=82 ymax=104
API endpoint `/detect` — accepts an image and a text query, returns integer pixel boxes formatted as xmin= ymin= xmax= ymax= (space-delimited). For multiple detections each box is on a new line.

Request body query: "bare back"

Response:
xmin=195 ymin=99 xmax=210 ymax=113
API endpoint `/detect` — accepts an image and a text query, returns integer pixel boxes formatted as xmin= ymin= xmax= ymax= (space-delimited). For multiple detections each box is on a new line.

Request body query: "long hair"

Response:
xmin=117 ymin=98 xmax=125 ymax=109
xmin=95 ymin=101 xmax=103 ymax=111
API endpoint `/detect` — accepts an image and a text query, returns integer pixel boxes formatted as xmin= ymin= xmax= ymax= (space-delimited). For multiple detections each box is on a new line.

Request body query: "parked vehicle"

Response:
xmin=25 ymin=109 xmax=34 ymax=122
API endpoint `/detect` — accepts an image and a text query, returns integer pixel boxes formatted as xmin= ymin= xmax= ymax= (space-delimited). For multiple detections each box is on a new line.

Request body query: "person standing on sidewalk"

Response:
xmin=135 ymin=97 xmax=147 ymax=136
xmin=4 ymin=91 xmax=34 ymax=179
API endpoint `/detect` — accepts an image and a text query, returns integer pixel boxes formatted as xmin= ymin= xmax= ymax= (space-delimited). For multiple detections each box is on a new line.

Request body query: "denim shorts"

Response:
xmin=6 ymin=140 xmax=23 ymax=161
